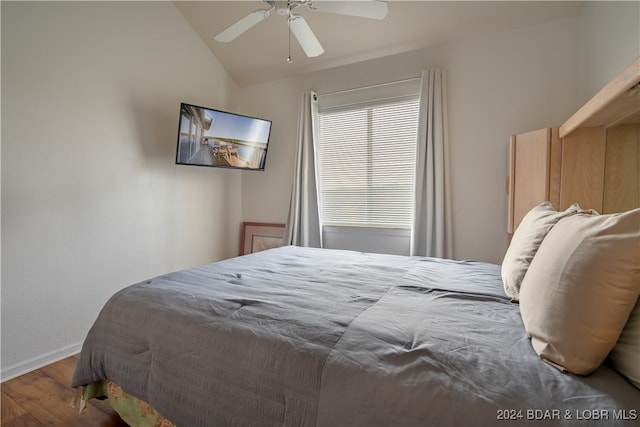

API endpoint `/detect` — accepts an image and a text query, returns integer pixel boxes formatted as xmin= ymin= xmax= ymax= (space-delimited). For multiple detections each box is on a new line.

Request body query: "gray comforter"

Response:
xmin=72 ymin=246 xmax=639 ymax=426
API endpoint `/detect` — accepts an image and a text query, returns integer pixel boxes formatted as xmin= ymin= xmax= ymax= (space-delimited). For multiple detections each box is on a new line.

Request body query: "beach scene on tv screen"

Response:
xmin=177 ymin=104 xmax=270 ymax=169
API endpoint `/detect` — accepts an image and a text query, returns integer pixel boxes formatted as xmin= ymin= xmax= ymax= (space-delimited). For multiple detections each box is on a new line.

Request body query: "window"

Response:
xmin=316 ymin=95 xmax=419 ymax=229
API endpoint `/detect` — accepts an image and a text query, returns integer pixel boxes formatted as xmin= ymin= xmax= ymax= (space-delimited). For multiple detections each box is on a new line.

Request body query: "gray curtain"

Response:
xmin=284 ymin=91 xmax=323 ymax=247
xmin=410 ymin=69 xmax=453 ymax=258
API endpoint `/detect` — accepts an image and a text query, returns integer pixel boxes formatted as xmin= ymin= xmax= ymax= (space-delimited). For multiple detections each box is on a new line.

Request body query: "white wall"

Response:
xmin=1 ymin=1 xmax=241 ymax=379
xmin=235 ymin=15 xmax=582 ymax=263
xmin=579 ymin=1 xmax=640 ymax=104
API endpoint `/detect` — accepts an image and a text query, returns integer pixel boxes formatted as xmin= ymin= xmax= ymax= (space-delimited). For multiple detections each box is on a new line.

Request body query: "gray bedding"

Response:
xmin=72 ymin=246 xmax=639 ymax=426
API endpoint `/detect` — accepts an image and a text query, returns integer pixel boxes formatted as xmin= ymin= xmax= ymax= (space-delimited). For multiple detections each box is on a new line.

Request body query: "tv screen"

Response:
xmin=175 ymin=103 xmax=271 ymax=171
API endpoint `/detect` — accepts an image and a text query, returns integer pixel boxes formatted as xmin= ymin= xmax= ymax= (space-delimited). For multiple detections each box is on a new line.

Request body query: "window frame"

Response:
xmin=314 ymin=79 xmax=421 ymax=255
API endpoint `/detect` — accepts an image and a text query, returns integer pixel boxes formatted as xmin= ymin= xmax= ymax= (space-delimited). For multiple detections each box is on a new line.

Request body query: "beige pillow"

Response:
xmin=501 ymin=202 xmax=580 ymax=301
xmin=519 ymin=208 xmax=640 ymax=375
xmin=609 ymin=298 xmax=640 ymax=389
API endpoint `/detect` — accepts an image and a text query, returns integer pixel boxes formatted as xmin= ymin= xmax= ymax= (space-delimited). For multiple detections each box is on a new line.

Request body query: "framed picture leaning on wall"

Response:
xmin=240 ymin=222 xmax=286 ymax=255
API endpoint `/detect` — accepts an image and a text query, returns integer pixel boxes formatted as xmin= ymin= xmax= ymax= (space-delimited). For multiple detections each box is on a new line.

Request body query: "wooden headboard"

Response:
xmin=507 ymin=56 xmax=640 ymax=233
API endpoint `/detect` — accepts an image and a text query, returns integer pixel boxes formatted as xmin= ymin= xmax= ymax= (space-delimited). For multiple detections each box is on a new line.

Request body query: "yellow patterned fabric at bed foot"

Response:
xmin=72 ymin=381 xmax=176 ymax=427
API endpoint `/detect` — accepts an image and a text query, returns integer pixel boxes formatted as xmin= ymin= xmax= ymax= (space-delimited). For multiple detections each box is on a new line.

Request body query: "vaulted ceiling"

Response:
xmin=174 ymin=1 xmax=583 ymax=87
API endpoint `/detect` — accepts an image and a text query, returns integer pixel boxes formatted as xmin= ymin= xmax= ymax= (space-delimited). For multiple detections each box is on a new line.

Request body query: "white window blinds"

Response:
xmin=316 ymin=89 xmax=419 ymax=229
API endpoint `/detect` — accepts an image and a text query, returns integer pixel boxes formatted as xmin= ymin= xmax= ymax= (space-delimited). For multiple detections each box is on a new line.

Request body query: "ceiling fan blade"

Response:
xmin=214 ymin=9 xmax=271 ymax=42
xmin=306 ymin=0 xmax=388 ymax=20
xmin=288 ymin=15 xmax=324 ymax=57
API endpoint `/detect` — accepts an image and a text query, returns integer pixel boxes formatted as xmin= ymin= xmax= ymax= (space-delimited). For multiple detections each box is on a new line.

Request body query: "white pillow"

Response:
xmin=519 ymin=208 xmax=640 ymax=375
xmin=501 ymin=202 xmax=580 ymax=301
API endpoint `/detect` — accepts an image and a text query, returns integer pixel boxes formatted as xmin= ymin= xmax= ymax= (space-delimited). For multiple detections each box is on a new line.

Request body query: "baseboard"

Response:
xmin=1 ymin=342 xmax=83 ymax=382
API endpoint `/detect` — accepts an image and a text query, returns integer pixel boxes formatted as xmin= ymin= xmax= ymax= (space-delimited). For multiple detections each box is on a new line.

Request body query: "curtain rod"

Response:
xmin=318 ymin=76 xmax=421 ymax=97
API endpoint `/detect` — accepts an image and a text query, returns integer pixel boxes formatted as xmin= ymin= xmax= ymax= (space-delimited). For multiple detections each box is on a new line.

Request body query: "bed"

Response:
xmin=72 ymin=244 xmax=639 ymax=427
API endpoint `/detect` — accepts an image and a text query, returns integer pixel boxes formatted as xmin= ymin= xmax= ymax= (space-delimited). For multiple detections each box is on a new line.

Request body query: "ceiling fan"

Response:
xmin=214 ymin=0 xmax=389 ymax=60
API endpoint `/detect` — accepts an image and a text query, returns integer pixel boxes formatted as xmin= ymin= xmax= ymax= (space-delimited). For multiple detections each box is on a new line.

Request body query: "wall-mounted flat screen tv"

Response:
xmin=175 ymin=102 xmax=271 ymax=171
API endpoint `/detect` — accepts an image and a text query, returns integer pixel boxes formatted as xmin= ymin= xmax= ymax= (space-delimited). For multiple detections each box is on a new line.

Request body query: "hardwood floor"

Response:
xmin=1 ymin=354 xmax=128 ymax=426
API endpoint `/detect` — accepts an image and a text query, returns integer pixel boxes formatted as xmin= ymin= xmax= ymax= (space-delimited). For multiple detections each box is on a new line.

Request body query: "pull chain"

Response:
xmin=287 ymin=2 xmax=293 ymax=63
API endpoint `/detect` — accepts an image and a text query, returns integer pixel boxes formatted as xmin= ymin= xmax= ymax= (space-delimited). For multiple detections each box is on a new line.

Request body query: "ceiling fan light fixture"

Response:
xmin=214 ymin=0 xmax=387 ymax=58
